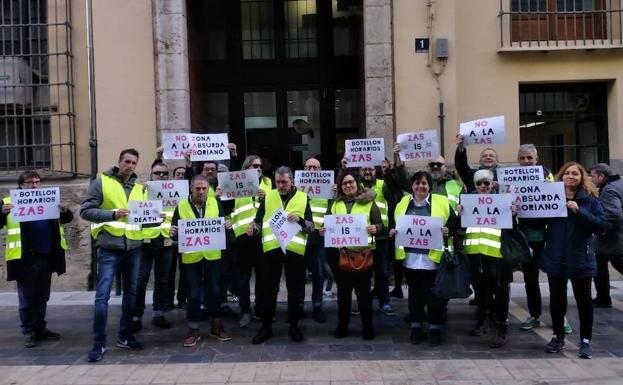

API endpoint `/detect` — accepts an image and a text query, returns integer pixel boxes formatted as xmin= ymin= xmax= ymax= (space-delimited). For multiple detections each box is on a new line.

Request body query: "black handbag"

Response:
xmin=431 ymin=242 xmax=473 ymax=299
xmin=500 ymin=228 xmax=532 ymax=265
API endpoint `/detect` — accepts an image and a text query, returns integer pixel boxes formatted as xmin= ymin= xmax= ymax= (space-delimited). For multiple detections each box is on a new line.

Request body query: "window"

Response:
xmin=241 ymin=0 xmax=275 ymax=59
xmin=332 ymin=0 xmax=362 ymax=56
xmin=284 ymin=0 xmax=317 ymax=58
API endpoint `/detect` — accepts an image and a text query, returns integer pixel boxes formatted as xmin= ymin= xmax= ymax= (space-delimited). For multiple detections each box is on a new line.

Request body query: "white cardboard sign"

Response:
xmin=189 ymin=133 xmax=230 ymax=161
xmin=460 ymin=193 xmax=513 ymax=229
xmin=497 ymin=166 xmax=544 ymax=184
xmin=394 ymin=215 xmax=444 ymax=250
xmin=9 ymin=187 xmax=60 ymax=222
xmin=217 ymin=170 xmax=260 ymax=201
xmin=128 ymin=200 xmax=163 ymax=225
xmin=344 ymin=138 xmax=385 ymax=167
xmin=268 ymin=208 xmax=301 ymax=253
xmin=162 ymin=133 xmax=191 ymax=160
xmin=459 ymin=115 xmax=505 ymax=146
xmin=178 ymin=217 xmax=227 ymax=253
xmin=396 ymin=130 xmax=439 ymax=162
xmin=146 ymin=180 xmax=189 ymax=209
xmin=323 ymin=214 xmax=369 ymax=248
xmin=294 ymin=170 xmax=334 ymax=199
xmin=511 ymin=182 xmax=568 ymax=219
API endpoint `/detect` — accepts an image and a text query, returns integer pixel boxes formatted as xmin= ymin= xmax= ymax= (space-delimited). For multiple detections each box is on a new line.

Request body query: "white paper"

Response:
xmin=497 ymin=166 xmax=544 ymax=184
xmin=459 ymin=115 xmax=505 ymax=146
xmin=178 ymin=217 xmax=227 ymax=253
xmin=162 ymin=133 xmax=191 ymax=160
xmin=9 ymin=187 xmax=60 ymax=222
xmin=394 ymin=215 xmax=444 ymax=250
xmin=396 ymin=130 xmax=439 ymax=162
xmin=460 ymin=193 xmax=513 ymax=229
xmin=217 ymin=170 xmax=260 ymax=201
xmin=128 ymin=200 xmax=163 ymax=225
xmin=344 ymin=138 xmax=385 ymax=167
xmin=323 ymin=214 xmax=369 ymax=248
xmin=295 ymin=170 xmax=334 ymax=199
xmin=268 ymin=208 xmax=302 ymax=253
xmin=146 ymin=180 xmax=189 ymax=209
xmin=512 ymin=182 xmax=568 ymax=219
xmin=189 ymin=133 xmax=230 ymax=161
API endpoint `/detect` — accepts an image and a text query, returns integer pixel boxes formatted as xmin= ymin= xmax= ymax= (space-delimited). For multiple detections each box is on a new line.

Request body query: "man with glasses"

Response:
xmin=132 ymin=160 xmax=174 ymax=333
xmin=455 ymin=134 xmax=499 ymax=193
xmin=427 ymin=156 xmax=464 ymax=212
xmin=1 ymin=171 xmax=73 ymax=348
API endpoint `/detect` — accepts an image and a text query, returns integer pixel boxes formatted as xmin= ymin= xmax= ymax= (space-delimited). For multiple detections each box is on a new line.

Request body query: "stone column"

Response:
xmin=364 ymin=0 xmax=394 ymax=156
xmin=152 ymin=0 xmax=191 ymax=140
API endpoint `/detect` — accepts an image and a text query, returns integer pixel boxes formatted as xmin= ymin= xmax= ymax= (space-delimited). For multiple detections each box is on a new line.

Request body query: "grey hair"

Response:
xmin=518 ymin=144 xmax=538 ymax=157
xmin=242 ymin=155 xmax=261 ymax=170
xmin=589 ymin=163 xmax=612 ymax=177
xmin=275 ymin=166 xmax=293 ymax=179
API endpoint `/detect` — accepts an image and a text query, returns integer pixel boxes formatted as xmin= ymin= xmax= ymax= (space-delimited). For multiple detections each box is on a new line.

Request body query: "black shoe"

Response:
xmin=312 ymin=306 xmax=326 ymax=323
xmin=35 ymin=328 xmax=60 ymax=341
xmin=24 ymin=333 xmax=37 ymax=348
xmin=334 ymin=323 xmax=349 ymax=338
xmin=410 ymin=327 xmax=424 ymax=344
xmin=131 ymin=320 xmax=142 ymax=334
xmin=220 ymin=305 xmax=239 ymax=318
xmin=390 ymin=288 xmax=404 ymax=299
xmin=429 ymin=329 xmax=442 ymax=346
xmin=362 ymin=326 xmax=375 ymax=340
xmin=252 ymin=327 xmax=273 ymax=344
xmin=152 ymin=316 xmax=172 ymax=329
xmin=289 ymin=325 xmax=304 ymax=342
xmin=592 ymin=298 xmax=612 ymax=308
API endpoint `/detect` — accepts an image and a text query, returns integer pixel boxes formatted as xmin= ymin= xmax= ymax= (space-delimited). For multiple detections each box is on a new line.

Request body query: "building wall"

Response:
xmin=394 ymin=0 xmax=623 ymax=169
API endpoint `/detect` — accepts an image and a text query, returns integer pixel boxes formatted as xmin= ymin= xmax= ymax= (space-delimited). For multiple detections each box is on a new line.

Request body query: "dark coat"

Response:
xmin=596 ymin=174 xmax=623 ymax=255
xmin=540 ymin=187 xmax=606 ymax=279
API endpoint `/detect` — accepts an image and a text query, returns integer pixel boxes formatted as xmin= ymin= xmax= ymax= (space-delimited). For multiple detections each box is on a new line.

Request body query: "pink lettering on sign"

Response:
xmin=474 ymin=120 xmax=488 ymax=128
xmin=411 ymin=217 xmax=427 ymax=226
xmin=477 ymin=196 xmax=493 ymax=205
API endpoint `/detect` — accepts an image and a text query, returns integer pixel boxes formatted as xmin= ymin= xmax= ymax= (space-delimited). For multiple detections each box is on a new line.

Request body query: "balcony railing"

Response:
xmin=499 ymin=0 xmax=623 ymax=51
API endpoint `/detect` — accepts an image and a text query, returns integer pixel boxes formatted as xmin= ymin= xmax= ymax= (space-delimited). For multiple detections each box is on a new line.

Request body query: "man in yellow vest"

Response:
xmin=132 ymin=160 xmax=174 ymax=333
xmin=169 ymin=175 xmax=232 ymax=347
xmin=81 ymin=148 xmax=145 ymax=362
xmin=1 ymin=171 xmax=73 ymax=348
xmin=247 ymin=166 xmax=314 ymax=344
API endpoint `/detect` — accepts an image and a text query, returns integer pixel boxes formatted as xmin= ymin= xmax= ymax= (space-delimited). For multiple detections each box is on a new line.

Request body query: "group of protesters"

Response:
xmin=2 ymin=134 xmax=622 ymax=363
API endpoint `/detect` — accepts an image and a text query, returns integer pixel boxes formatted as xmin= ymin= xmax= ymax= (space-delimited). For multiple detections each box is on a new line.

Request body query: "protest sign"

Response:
xmin=128 ymin=200 xmax=163 ymax=225
xmin=344 ymin=138 xmax=385 ymax=167
xmin=511 ymin=181 xmax=567 ymax=218
xmin=459 ymin=115 xmax=505 ymax=146
xmin=268 ymin=208 xmax=302 ymax=253
xmin=189 ymin=133 xmax=230 ymax=161
xmin=294 ymin=170 xmax=334 ymax=199
xmin=460 ymin=193 xmax=513 ymax=229
xmin=178 ymin=217 xmax=226 ymax=253
xmin=396 ymin=130 xmax=439 ymax=162
xmin=162 ymin=133 xmax=190 ymax=159
xmin=497 ymin=166 xmax=544 ymax=184
xmin=217 ymin=170 xmax=260 ymax=201
xmin=323 ymin=214 xmax=369 ymax=248
xmin=394 ymin=215 xmax=443 ymax=250
xmin=9 ymin=187 xmax=60 ymax=222
xmin=146 ymin=180 xmax=189 ymax=209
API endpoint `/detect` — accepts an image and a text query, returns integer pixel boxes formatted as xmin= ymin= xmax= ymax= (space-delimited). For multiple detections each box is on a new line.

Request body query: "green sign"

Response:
xmin=0 ymin=75 xmax=10 ymax=81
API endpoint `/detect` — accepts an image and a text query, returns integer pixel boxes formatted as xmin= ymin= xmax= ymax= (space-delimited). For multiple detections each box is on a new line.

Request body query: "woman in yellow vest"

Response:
xmin=320 ymin=170 xmax=383 ymax=340
xmin=459 ymin=169 xmax=517 ymax=349
xmin=389 ymin=171 xmax=458 ymax=346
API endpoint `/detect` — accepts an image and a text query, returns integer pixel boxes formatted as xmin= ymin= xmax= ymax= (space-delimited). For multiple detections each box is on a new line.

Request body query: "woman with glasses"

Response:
xmin=389 ymin=171 xmax=458 ymax=346
xmin=540 ymin=162 xmax=606 ymax=359
xmin=459 ymin=169 xmax=517 ymax=348
xmin=320 ymin=170 xmax=383 ymax=340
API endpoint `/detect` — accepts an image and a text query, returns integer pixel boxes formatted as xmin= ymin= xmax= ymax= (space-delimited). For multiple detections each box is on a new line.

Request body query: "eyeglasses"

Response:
xmin=475 ymin=180 xmax=491 ymax=187
xmin=428 ymin=162 xmax=444 ymax=169
xmin=22 ymin=179 xmax=40 ymax=186
xmin=341 ymin=180 xmax=356 ymax=186
xmin=152 ymin=171 xmax=169 ymax=176
xmin=251 ymin=164 xmax=262 ymax=169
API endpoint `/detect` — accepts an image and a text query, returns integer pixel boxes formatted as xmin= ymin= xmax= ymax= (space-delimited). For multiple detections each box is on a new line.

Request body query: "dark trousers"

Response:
xmin=594 ymin=254 xmax=623 ymax=302
xmin=260 ymin=249 xmax=306 ymax=328
xmin=219 ymin=248 xmax=234 ymax=305
xmin=327 ymin=249 xmax=374 ymax=331
xmin=135 ymin=245 xmax=173 ymax=317
xmin=548 ymin=274 xmax=593 ymax=340
xmin=302 ymin=242 xmax=325 ymax=307
xmin=182 ymin=259 xmax=221 ymax=324
xmin=372 ymin=239 xmax=391 ymax=307
xmin=166 ymin=251 xmax=186 ymax=307
xmin=470 ymin=255 xmax=512 ymax=324
xmin=16 ymin=253 xmax=52 ymax=335
xmin=404 ymin=268 xmax=444 ymax=326
xmin=232 ymin=235 xmax=263 ymax=315
xmin=521 ymin=241 xmax=544 ymax=318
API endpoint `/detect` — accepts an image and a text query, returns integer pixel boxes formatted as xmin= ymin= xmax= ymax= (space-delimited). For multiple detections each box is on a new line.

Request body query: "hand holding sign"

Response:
xmin=394 ymin=215 xmax=444 ymax=250
xmin=323 ymin=214 xmax=368 ymax=248
xmin=10 ymin=187 xmax=60 ymax=223
xmin=217 ymin=170 xmax=259 ymax=201
xmin=190 ymin=133 xmax=230 ymax=161
xmin=268 ymin=208 xmax=301 ymax=253
xmin=459 ymin=116 xmax=505 ymax=146
xmin=459 ymin=194 xmax=513 ymax=229
xmin=344 ymin=138 xmax=385 ymax=167
xmin=396 ymin=130 xmax=439 ymax=162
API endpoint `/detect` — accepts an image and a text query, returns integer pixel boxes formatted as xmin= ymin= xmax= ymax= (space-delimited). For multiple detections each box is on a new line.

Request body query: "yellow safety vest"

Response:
xmin=393 ymin=194 xmax=450 ymax=263
xmin=330 ymin=200 xmax=375 ymax=250
xmin=261 ymin=189 xmax=308 ymax=256
xmin=231 ymin=176 xmax=272 ymax=238
xmin=177 ymin=197 xmax=221 ymax=263
xmin=371 ymin=179 xmax=389 ymax=227
xmin=90 ymin=174 xmax=145 ymax=241
xmin=464 ymin=227 xmax=502 ymax=258
xmin=309 ymin=198 xmax=329 ymax=230
xmin=442 ymin=180 xmax=463 ymax=212
xmin=2 ymin=196 xmax=68 ymax=261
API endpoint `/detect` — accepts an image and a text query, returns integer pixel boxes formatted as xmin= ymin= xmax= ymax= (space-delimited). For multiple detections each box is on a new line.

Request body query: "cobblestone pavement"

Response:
xmin=0 ymin=279 xmax=622 ymax=384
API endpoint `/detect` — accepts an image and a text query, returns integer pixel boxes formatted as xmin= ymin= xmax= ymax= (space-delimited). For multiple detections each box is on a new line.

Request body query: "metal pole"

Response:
xmin=439 ymin=102 xmax=445 ymax=157
xmin=86 ymin=0 xmax=98 ymax=290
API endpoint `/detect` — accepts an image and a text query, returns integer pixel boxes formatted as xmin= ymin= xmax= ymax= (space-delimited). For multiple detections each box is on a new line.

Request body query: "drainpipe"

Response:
xmin=86 ymin=0 xmax=98 ymax=290
xmin=439 ymin=102 xmax=445 ymax=157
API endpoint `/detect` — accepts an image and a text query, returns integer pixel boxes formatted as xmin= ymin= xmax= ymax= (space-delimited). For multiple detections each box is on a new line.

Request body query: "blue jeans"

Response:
xmin=304 ymin=243 xmax=325 ymax=307
xmin=182 ymin=258 xmax=221 ymax=325
xmin=17 ymin=253 xmax=52 ymax=335
xmin=373 ymin=239 xmax=391 ymax=307
xmin=135 ymin=245 xmax=173 ymax=317
xmin=93 ymin=247 xmax=141 ymax=345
